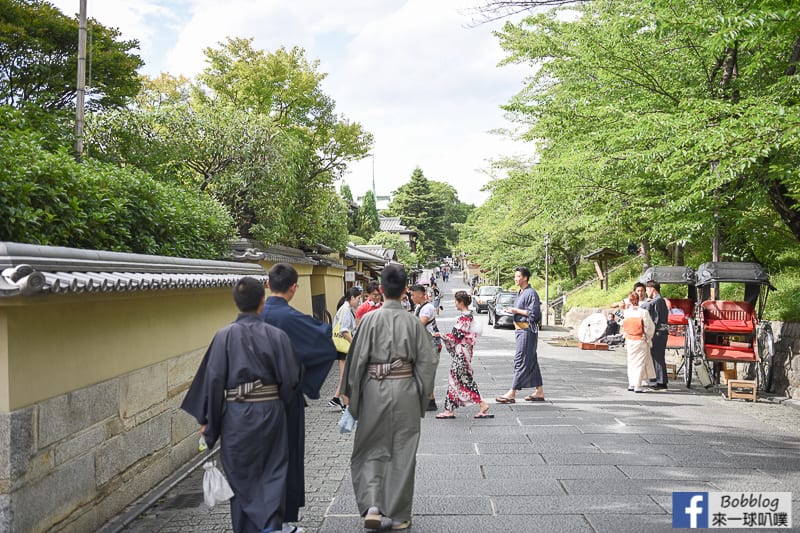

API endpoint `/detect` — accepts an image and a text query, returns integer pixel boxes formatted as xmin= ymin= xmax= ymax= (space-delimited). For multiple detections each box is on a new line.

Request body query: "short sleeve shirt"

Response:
xmin=335 ymin=304 xmax=356 ymax=335
xmin=416 ymin=302 xmax=437 ymax=336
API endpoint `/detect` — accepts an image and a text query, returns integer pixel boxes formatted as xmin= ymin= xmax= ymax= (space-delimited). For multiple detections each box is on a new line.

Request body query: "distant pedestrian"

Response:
xmin=434 ymin=291 xmax=492 ymax=419
xmin=431 ymin=282 xmax=442 ymax=316
xmin=261 ymin=264 xmax=338 ymax=532
xmin=341 ymin=264 xmax=439 ymax=531
xmin=329 ymin=286 xmax=362 ymax=409
xmin=411 ymin=284 xmax=442 ymax=412
xmin=181 ymin=277 xmax=302 ymax=533
xmin=496 ymin=266 xmax=545 ymax=404
xmin=644 ymin=280 xmax=669 ymax=389
xmin=623 ymin=291 xmax=656 ymax=392
xmin=355 ymin=281 xmax=382 ymax=325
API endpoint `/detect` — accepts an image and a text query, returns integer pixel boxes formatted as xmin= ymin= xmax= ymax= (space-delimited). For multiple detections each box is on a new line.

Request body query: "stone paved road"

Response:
xmin=107 ymin=276 xmax=800 ymax=532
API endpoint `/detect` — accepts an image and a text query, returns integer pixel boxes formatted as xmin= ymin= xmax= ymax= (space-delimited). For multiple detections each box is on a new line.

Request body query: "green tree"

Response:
xmin=0 ymin=106 xmax=233 ymax=257
xmin=0 ymin=0 xmax=143 ymax=111
xmin=357 ymin=190 xmax=381 ymax=240
xmin=197 ymin=38 xmax=373 ymax=181
xmin=429 ymin=181 xmax=474 ymax=250
xmin=466 ymin=0 xmax=800 ymax=281
xmin=339 ymin=183 xmax=359 ymax=235
xmin=387 ymin=167 xmax=448 ymax=259
xmin=368 ymin=232 xmax=418 ymax=270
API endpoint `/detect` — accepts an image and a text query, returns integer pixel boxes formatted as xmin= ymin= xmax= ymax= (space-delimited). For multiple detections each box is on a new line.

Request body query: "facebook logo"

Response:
xmin=673 ymin=492 xmax=709 ymax=528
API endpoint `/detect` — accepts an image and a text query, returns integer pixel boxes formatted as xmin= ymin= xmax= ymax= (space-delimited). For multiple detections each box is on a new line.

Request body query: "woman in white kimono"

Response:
xmin=622 ymin=291 xmax=656 ymax=392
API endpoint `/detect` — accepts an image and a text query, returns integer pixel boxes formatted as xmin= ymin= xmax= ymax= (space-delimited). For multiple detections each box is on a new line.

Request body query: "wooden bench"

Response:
xmin=727 ymin=379 xmax=757 ymax=402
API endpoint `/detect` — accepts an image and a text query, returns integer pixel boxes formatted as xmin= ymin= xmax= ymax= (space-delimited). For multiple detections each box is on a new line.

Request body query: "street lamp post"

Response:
xmin=544 ymin=233 xmax=550 ymax=327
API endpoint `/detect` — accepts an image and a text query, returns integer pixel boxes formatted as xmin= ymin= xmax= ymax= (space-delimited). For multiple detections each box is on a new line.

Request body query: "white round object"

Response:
xmin=577 ymin=313 xmax=608 ymax=343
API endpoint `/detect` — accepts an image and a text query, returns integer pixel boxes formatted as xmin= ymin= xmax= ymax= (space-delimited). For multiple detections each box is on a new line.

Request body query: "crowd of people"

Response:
xmin=181 ymin=262 xmax=547 ymax=532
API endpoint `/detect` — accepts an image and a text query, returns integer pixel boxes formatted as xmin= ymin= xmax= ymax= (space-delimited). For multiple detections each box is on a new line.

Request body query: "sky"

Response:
xmin=50 ymin=0 xmax=534 ymax=206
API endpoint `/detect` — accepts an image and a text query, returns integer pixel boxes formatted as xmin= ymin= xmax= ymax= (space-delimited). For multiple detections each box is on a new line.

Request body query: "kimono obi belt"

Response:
xmin=367 ymin=360 xmax=414 ymax=380
xmin=514 ymin=321 xmax=530 ymax=330
xmin=622 ymin=317 xmax=644 ymax=341
xmin=224 ymin=380 xmax=279 ymax=402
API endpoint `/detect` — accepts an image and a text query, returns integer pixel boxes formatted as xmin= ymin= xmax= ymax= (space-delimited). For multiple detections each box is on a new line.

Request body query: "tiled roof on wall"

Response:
xmin=0 ymin=242 xmax=267 ymax=298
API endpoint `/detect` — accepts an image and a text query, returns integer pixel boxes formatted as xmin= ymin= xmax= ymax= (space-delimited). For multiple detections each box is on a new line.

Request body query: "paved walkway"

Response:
xmin=107 ymin=276 xmax=800 ymax=532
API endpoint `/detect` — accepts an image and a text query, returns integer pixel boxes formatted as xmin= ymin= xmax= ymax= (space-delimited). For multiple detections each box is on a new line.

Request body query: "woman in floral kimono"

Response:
xmin=435 ymin=291 xmax=493 ymax=419
xmin=623 ymin=291 xmax=656 ymax=392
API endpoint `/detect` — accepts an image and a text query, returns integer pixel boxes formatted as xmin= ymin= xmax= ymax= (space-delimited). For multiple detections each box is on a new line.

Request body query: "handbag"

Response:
xmin=202 ymin=460 xmax=234 ymax=507
xmin=332 ymin=311 xmax=351 ymax=354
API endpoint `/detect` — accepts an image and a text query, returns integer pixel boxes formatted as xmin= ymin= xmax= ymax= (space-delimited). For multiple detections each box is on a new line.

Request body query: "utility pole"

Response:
xmin=544 ymin=233 xmax=550 ymax=326
xmin=74 ymin=0 xmax=87 ymax=161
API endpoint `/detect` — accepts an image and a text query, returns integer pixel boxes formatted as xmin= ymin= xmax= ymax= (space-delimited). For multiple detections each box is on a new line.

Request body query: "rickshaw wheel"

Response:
xmin=756 ymin=325 xmax=775 ymax=393
xmin=683 ymin=331 xmax=693 ymax=388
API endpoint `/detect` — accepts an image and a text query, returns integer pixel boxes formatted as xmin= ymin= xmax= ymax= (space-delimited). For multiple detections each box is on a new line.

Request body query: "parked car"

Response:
xmin=474 ymin=285 xmax=502 ymax=313
xmin=487 ymin=292 xmax=517 ymax=328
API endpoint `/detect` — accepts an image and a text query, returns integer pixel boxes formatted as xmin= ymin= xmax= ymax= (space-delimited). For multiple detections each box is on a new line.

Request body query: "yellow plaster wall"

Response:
xmin=311 ymin=265 xmax=345 ymax=320
xmin=0 ymin=289 xmax=235 ymax=411
xmin=259 ymin=261 xmax=314 ymax=315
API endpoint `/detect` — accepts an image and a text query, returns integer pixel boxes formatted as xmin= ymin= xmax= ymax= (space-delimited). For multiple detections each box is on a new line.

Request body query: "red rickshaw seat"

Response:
xmin=701 ymin=300 xmax=756 ymax=334
xmin=665 ymin=298 xmax=694 ymax=325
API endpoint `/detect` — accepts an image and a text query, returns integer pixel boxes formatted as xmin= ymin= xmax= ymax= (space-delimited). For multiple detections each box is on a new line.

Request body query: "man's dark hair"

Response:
xmin=365 ymin=281 xmax=380 ymax=294
xmin=646 ymin=280 xmax=661 ymax=292
xmin=381 ymin=265 xmax=408 ymax=298
xmin=409 ymin=284 xmax=426 ymax=293
xmin=515 ymin=266 xmax=531 ymax=280
xmin=633 ymin=281 xmax=646 ymax=290
xmin=268 ymin=263 xmax=298 ymax=293
xmin=233 ymin=276 xmax=265 ymax=312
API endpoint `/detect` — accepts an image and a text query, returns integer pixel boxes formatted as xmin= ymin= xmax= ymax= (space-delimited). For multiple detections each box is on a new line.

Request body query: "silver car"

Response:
xmin=474 ymin=285 xmax=503 ymax=313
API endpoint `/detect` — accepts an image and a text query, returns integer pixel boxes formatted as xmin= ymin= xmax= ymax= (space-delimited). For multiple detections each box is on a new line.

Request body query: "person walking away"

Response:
xmin=496 ymin=266 xmax=545 ymax=403
xmin=181 ymin=277 xmax=301 ymax=533
xmin=434 ymin=291 xmax=492 ymax=419
xmin=355 ymin=281 xmax=382 ymax=326
xmin=644 ymin=280 xmax=670 ymax=389
xmin=622 ymin=291 xmax=656 ymax=392
xmin=261 ymin=264 xmax=338 ymax=533
xmin=410 ymin=284 xmax=442 ymax=411
xmin=431 ymin=282 xmax=442 ymax=316
xmin=340 ymin=264 xmax=439 ymax=531
xmin=329 ymin=287 xmax=362 ymax=409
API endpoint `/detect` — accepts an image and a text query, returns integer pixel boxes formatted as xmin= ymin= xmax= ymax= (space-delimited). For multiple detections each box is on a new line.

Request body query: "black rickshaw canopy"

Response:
xmin=695 ymin=262 xmax=774 ymax=288
xmin=639 ymin=266 xmax=696 ymax=286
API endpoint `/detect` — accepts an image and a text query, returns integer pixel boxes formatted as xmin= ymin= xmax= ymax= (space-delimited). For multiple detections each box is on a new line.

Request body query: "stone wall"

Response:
xmin=0 ymin=351 xmax=202 ymax=533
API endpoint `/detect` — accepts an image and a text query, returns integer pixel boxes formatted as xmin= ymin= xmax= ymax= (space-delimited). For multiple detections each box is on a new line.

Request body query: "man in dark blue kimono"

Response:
xmin=181 ymin=276 xmax=301 ymax=533
xmin=644 ymin=280 xmax=670 ymax=389
xmin=261 ymin=263 xmax=337 ymax=532
xmin=496 ymin=266 xmax=545 ymax=403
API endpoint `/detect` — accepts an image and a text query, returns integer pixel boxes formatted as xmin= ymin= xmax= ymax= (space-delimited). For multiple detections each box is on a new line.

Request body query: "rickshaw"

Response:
xmin=639 ymin=266 xmax=696 ymax=385
xmin=685 ymin=262 xmax=776 ymax=391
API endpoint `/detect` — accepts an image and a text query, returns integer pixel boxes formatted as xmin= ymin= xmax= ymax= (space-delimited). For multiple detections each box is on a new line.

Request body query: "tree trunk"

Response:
xmin=767 ymin=179 xmax=800 ymax=240
xmin=640 ymin=237 xmax=651 ymax=272
xmin=673 ymin=242 xmax=685 ymax=266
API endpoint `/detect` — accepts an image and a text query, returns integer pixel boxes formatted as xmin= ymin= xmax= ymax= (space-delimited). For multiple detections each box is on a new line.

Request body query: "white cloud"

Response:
xmin=49 ymin=0 xmax=535 ymax=206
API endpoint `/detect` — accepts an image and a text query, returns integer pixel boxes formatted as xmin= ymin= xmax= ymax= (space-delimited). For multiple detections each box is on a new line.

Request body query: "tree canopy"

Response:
xmin=462 ymin=0 xmax=800 ymax=283
xmin=0 ymin=0 xmax=143 ymax=112
xmin=86 ymin=40 xmax=372 ymax=251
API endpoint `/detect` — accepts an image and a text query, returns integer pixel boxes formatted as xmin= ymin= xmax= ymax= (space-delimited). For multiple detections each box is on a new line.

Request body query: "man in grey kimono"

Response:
xmin=181 ymin=277 xmax=302 ymax=533
xmin=644 ymin=280 xmax=670 ymax=389
xmin=341 ymin=264 xmax=439 ymax=531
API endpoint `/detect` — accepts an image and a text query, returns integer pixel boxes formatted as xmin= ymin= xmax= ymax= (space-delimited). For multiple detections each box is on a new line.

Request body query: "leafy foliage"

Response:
xmin=0 ymin=0 xmax=143 ymax=111
xmin=368 ymin=232 xmax=418 ymax=270
xmin=462 ymin=0 xmax=800 ymax=291
xmin=0 ymin=106 xmax=234 ymax=257
xmin=357 ymin=190 xmax=381 ymax=240
xmin=386 ymin=167 xmax=448 ymax=259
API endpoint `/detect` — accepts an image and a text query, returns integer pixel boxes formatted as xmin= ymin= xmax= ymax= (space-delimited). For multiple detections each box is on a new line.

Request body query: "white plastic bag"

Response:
xmin=338 ymin=406 xmax=356 ymax=433
xmin=203 ymin=460 xmax=234 ymax=507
